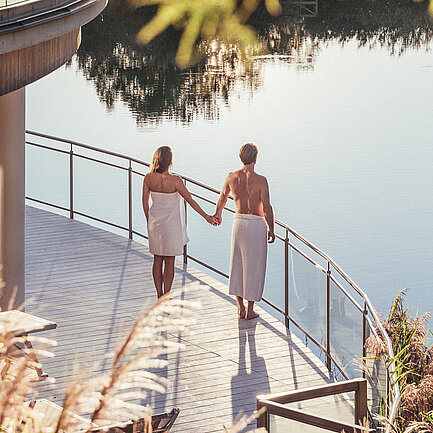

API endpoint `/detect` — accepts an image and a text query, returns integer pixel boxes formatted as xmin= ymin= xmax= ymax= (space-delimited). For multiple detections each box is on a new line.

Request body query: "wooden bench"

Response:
xmin=27 ymin=399 xmax=180 ymax=433
xmin=0 ymin=310 xmax=57 ymax=378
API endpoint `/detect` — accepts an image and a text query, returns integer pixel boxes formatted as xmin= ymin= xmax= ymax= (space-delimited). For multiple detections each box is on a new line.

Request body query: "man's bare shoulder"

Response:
xmin=225 ymin=171 xmax=238 ymax=181
xmin=228 ymin=170 xmax=240 ymax=176
xmin=255 ymin=172 xmax=269 ymax=185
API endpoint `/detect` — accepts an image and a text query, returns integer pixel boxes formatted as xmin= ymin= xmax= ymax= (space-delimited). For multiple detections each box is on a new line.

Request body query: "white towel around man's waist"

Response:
xmin=228 ymin=213 xmax=268 ymax=302
xmin=148 ymin=191 xmax=189 ymax=256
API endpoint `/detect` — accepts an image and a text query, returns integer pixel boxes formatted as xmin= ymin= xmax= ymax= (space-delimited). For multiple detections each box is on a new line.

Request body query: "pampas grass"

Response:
xmin=0 ymin=287 xmax=265 ymax=433
xmin=0 ymin=289 xmax=198 ymax=433
xmin=365 ymin=290 xmax=433 ymax=433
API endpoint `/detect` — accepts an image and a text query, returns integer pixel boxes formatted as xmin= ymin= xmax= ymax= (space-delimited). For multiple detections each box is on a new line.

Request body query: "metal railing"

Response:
xmin=25 ymin=130 xmax=399 ymax=430
xmin=257 ymin=378 xmax=374 ymax=432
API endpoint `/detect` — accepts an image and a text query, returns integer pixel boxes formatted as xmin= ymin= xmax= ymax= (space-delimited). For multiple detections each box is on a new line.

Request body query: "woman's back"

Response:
xmin=145 ymin=171 xmax=178 ymax=193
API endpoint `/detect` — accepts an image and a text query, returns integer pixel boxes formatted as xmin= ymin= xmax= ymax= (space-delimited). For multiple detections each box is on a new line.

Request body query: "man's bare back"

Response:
xmin=215 ymin=164 xmax=274 ymax=243
xmin=226 ymin=169 xmax=268 ymax=216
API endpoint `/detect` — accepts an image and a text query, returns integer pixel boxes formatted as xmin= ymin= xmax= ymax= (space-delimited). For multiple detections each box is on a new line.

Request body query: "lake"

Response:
xmin=26 ymin=0 xmax=433 ymax=327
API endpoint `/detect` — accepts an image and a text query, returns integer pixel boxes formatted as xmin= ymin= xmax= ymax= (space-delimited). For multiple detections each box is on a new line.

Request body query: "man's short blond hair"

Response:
xmin=239 ymin=142 xmax=258 ymax=165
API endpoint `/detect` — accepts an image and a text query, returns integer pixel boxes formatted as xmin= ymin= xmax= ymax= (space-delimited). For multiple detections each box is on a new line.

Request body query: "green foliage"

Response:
xmin=131 ymin=0 xmax=282 ymax=68
xmin=369 ymin=291 xmax=433 ymax=432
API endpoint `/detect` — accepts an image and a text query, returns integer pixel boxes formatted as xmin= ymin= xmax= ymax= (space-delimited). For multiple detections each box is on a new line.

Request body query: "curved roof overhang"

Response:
xmin=0 ymin=0 xmax=107 ymax=95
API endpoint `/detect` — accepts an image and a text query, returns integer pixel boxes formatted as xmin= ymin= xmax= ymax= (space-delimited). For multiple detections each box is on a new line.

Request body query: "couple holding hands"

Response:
xmin=142 ymin=142 xmax=274 ymax=320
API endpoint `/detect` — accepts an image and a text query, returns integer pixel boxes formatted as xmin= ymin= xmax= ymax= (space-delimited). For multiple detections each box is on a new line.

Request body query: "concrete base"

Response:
xmin=0 ymin=88 xmax=25 ymax=310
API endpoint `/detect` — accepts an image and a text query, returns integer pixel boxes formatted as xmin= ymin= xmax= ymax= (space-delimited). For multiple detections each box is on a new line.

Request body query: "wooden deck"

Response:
xmin=26 ymin=206 xmax=354 ymax=432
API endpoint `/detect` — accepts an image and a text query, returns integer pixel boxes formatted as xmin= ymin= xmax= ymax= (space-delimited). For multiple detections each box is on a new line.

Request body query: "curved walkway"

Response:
xmin=26 ymin=206 xmax=353 ymax=432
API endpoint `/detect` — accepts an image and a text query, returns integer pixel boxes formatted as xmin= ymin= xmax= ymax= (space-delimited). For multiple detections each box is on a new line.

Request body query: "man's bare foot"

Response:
xmin=246 ymin=311 xmax=259 ymax=320
xmin=238 ymin=309 xmax=246 ymax=319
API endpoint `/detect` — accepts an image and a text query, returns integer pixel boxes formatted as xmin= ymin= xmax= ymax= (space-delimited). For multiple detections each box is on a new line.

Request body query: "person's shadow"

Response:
xmin=231 ymin=320 xmax=270 ymax=428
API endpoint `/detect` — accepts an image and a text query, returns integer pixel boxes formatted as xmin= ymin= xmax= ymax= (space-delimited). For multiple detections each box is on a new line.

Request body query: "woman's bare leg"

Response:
xmin=152 ymin=255 xmax=164 ymax=298
xmin=246 ymin=301 xmax=259 ymax=320
xmin=163 ymin=256 xmax=175 ymax=295
xmin=236 ymin=296 xmax=246 ymax=319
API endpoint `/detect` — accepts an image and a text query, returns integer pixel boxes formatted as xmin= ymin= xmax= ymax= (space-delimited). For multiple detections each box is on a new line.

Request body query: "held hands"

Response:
xmin=213 ymin=214 xmax=222 ymax=226
xmin=205 ymin=214 xmax=220 ymax=226
xmin=268 ymin=230 xmax=275 ymax=243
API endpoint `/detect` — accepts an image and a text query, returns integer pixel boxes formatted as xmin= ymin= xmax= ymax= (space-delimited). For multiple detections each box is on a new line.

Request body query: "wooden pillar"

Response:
xmin=0 ymin=87 xmax=25 ymax=310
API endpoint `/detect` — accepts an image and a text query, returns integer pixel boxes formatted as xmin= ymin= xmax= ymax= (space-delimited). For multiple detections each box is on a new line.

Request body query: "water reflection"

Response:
xmin=76 ymin=0 xmax=433 ymax=123
xmin=258 ymin=24 xmax=320 ymax=70
xmin=76 ymin=3 xmax=262 ymax=124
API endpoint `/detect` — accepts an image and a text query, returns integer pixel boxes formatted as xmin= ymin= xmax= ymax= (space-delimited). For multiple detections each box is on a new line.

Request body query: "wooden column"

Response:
xmin=0 ymin=87 xmax=25 ymax=310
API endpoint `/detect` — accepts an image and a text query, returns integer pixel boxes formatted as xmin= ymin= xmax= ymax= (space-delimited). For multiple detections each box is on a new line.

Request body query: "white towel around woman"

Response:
xmin=228 ymin=213 xmax=268 ymax=301
xmin=147 ymin=191 xmax=189 ymax=256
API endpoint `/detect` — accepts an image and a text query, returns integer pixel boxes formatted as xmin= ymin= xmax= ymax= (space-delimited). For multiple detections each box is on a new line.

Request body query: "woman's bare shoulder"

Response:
xmin=168 ymin=173 xmax=183 ymax=182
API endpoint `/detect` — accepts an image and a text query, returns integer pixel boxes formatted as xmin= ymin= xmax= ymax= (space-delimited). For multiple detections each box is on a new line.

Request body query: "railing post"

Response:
xmin=354 ymin=379 xmax=368 ymax=426
xmin=326 ymin=262 xmax=331 ymax=371
xmin=69 ymin=145 xmax=74 ymax=219
xmin=362 ymin=302 xmax=367 ymax=379
xmin=257 ymin=400 xmax=269 ymax=431
xmin=183 ymin=179 xmax=188 ymax=265
xmin=284 ymin=228 xmax=289 ymax=329
xmin=128 ymin=160 xmax=133 ymax=240
xmin=386 ymin=368 xmax=390 ymax=417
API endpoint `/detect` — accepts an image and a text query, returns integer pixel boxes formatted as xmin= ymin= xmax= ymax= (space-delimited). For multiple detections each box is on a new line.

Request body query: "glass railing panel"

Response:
xmin=74 ymin=156 xmax=128 ymax=230
xmin=288 ymin=247 xmax=326 ymax=349
xmin=262 ymin=233 xmax=285 ymax=314
xmin=268 ymin=392 xmax=356 ymax=432
xmin=270 ymin=415 xmax=330 ymax=433
xmin=365 ymin=345 xmax=388 ymax=418
xmin=329 ymin=277 xmax=364 ymax=379
xmin=131 ymin=170 xmax=147 ymax=239
xmin=26 ymin=144 xmax=69 ymax=210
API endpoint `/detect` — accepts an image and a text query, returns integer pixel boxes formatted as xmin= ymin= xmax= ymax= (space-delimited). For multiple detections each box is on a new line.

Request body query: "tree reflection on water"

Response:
xmin=76 ymin=0 xmax=433 ymax=124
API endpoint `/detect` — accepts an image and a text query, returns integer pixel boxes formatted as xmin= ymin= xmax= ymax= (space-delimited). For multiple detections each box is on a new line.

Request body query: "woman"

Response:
xmin=142 ymin=146 xmax=215 ymax=298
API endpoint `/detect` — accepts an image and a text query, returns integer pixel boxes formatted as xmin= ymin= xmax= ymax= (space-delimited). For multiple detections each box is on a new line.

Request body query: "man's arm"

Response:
xmin=214 ymin=175 xmax=231 ymax=224
xmin=261 ymin=177 xmax=275 ymax=243
xmin=142 ymin=175 xmax=150 ymax=221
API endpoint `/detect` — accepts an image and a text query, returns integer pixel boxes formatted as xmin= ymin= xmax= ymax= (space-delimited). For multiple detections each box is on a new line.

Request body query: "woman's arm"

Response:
xmin=175 ymin=177 xmax=214 ymax=224
xmin=142 ymin=175 xmax=150 ymax=221
xmin=214 ymin=175 xmax=231 ymax=224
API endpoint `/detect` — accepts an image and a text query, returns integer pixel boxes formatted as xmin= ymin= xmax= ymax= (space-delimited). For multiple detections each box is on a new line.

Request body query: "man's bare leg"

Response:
xmin=246 ymin=301 xmax=259 ymax=320
xmin=236 ymin=296 xmax=246 ymax=319
xmin=163 ymin=256 xmax=175 ymax=295
xmin=153 ymin=255 xmax=164 ymax=298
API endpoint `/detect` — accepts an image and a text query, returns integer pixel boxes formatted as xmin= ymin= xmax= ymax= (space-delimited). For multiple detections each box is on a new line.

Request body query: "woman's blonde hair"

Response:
xmin=239 ymin=142 xmax=258 ymax=165
xmin=150 ymin=146 xmax=173 ymax=173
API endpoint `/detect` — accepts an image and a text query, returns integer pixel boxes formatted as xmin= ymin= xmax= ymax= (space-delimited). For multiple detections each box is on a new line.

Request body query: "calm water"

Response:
xmin=26 ymin=3 xmax=433 ymax=326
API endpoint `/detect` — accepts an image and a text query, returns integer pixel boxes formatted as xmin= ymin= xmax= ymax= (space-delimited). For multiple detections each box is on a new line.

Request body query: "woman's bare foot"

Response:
xmin=238 ymin=309 xmax=246 ymax=319
xmin=246 ymin=311 xmax=259 ymax=320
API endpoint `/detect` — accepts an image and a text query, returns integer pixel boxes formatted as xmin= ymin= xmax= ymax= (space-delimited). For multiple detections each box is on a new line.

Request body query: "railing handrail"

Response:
xmin=257 ymin=378 xmax=374 ymax=432
xmin=25 ymin=130 xmax=399 ymax=429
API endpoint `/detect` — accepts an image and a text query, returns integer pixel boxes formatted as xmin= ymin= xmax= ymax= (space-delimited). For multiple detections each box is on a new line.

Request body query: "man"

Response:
xmin=214 ymin=143 xmax=275 ymax=320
